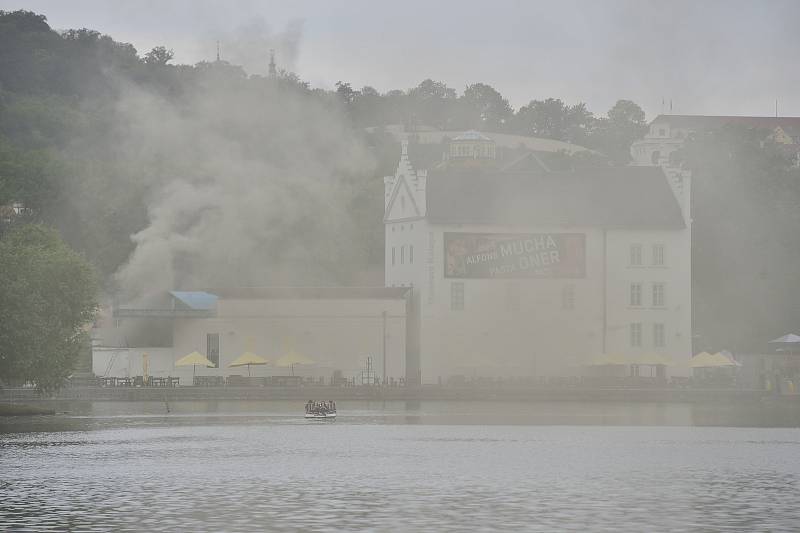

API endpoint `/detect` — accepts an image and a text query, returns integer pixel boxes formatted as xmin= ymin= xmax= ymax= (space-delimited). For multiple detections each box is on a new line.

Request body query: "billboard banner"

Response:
xmin=444 ymin=232 xmax=586 ymax=279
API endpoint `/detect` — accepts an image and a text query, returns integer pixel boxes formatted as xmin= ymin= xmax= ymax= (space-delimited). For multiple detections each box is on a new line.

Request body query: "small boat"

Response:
xmin=304 ymin=411 xmax=337 ymax=419
xmin=304 ymin=400 xmax=337 ymax=419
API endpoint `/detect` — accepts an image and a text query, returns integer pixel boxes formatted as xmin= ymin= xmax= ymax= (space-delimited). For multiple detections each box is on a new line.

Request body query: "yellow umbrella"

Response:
xmin=710 ymin=351 xmax=742 ymax=367
xmin=589 ymin=353 xmax=629 ymax=366
xmin=275 ymin=351 xmax=314 ymax=376
xmin=690 ymin=351 xmax=737 ymax=368
xmin=175 ymin=351 xmax=215 ymax=379
xmin=228 ymin=352 xmax=269 ymax=376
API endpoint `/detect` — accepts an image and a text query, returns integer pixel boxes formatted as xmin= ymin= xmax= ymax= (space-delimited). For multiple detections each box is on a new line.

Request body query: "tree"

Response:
xmin=513 ymin=98 xmax=593 ymax=143
xmin=460 ymin=83 xmax=512 ymax=131
xmin=335 ymin=81 xmax=358 ymax=105
xmin=0 ymin=224 xmax=97 ymax=390
xmin=407 ymin=79 xmax=458 ymax=130
xmin=589 ymin=99 xmax=648 ymax=164
xmin=679 ymin=126 xmax=800 ymax=353
xmin=144 ymin=45 xmax=173 ymax=66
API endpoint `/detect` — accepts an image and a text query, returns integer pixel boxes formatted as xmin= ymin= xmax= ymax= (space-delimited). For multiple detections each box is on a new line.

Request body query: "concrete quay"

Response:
xmin=0 ymin=385 xmax=784 ymax=404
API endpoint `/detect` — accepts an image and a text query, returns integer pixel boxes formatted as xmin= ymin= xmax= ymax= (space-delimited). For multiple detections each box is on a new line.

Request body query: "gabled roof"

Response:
xmin=425 ymin=166 xmax=685 ymax=229
xmin=651 ymin=114 xmax=800 ymax=130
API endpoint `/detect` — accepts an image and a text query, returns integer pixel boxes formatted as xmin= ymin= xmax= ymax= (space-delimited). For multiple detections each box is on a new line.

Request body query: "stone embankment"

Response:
xmin=0 ymin=385 xmax=780 ymax=404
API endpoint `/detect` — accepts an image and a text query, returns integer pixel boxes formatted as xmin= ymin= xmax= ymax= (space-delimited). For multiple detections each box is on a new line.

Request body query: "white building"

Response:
xmin=631 ymin=114 xmax=800 ymax=167
xmin=96 ymin=287 xmax=411 ymax=385
xmin=385 ymin=132 xmax=692 ymax=383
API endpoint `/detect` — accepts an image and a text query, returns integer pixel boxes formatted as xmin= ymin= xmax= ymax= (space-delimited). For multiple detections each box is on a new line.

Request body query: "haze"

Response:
xmin=4 ymin=0 xmax=800 ymax=117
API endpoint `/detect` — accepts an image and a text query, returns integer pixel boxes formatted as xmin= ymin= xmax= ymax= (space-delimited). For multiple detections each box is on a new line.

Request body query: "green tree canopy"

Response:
xmin=460 ymin=83 xmax=513 ymax=131
xmin=0 ymin=224 xmax=97 ymax=390
xmin=144 ymin=45 xmax=174 ymax=66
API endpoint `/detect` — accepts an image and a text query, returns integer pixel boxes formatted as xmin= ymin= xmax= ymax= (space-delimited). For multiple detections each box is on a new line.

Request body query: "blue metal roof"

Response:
xmin=169 ymin=291 xmax=218 ymax=310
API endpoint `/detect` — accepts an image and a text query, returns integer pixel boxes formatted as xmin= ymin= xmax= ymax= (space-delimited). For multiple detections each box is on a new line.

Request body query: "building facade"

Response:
xmin=97 ymin=287 xmax=411 ymax=385
xmin=385 ymin=133 xmax=692 ymax=383
xmin=631 ymin=114 xmax=800 ymax=167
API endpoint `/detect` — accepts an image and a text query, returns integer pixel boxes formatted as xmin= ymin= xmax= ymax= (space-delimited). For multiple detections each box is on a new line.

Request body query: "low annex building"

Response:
xmin=384 ymin=132 xmax=692 ymax=382
xmin=94 ymin=287 xmax=411 ymax=385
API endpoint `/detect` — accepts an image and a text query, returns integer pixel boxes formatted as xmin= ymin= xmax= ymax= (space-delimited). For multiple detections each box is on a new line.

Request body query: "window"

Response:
xmin=451 ymin=282 xmax=465 ymax=311
xmin=652 ymin=244 xmax=664 ymax=266
xmin=400 ymin=245 xmax=405 ymax=265
xmin=630 ymin=244 xmax=642 ymax=266
xmin=400 ymin=195 xmax=405 ymax=211
xmin=391 ymin=247 xmax=395 ymax=266
xmin=630 ymin=323 xmax=642 ymax=347
xmin=654 ymin=323 xmax=666 ymax=347
xmin=409 ymin=245 xmax=414 ymax=264
xmin=658 ymin=128 xmax=666 ymax=137
xmin=206 ymin=333 xmax=220 ymax=367
xmin=630 ymin=283 xmax=642 ymax=307
xmin=505 ymin=282 xmax=520 ymax=313
xmin=652 ymin=283 xmax=665 ymax=307
xmin=562 ymin=284 xmax=575 ymax=310
xmin=651 ymin=151 xmax=660 ymax=164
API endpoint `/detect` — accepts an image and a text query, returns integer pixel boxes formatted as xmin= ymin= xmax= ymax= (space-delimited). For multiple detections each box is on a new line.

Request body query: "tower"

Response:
xmin=268 ymin=49 xmax=277 ymax=77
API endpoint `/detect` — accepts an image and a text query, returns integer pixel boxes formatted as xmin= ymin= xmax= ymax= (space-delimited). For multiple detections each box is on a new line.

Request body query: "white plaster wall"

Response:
xmin=172 ymin=298 xmax=407 ymax=383
xmin=605 ymin=228 xmax=692 ymax=375
xmin=387 ymin=222 xmax=691 ymax=382
xmin=417 ymin=224 xmax=606 ymax=382
xmin=385 ymin=220 xmax=428 ymax=290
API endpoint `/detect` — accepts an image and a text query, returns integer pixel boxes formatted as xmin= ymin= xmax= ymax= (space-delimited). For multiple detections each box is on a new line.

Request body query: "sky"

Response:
xmin=3 ymin=0 xmax=800 ymax=119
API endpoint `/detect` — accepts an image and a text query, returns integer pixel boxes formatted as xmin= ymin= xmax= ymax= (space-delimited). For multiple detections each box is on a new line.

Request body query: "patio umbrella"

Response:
xmin=689 ymin=351 xmax=738 ymax=368
xmin=175 ymin=351 xmax=215 ymax=379
xmin=275 ymin=351 xmax=315 ymax=376
xmin=769 ymin=334 xmax=800 ymax=357
xmin=228 ymin=352 xmax=269 ymax=377
xmin=769 ymin=333 xmax=800 ymax=344
xmin=712 ymin=350 xmax=742 ymax=367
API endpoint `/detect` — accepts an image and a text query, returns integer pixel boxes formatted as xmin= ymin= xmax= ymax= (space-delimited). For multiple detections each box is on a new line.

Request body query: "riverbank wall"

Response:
xmin=0 ymin=385 xmax=788 ymax=404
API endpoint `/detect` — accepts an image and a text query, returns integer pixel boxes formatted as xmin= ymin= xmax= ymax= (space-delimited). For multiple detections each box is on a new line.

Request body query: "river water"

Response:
xmin=2 ymin=400 xmax=800 ymax=532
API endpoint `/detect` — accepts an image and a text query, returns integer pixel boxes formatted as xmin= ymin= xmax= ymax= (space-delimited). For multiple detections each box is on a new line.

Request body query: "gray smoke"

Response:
xmin=209 ymin=17 xmax=304 ymax=75
xmin=112 ymin=65 xmax=374 ymax=298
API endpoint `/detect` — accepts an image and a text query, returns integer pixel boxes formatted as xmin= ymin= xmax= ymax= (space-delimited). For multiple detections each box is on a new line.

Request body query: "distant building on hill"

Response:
xmin=631 ymin=114 xmax=800 ymax=167
xmin=384 ymin=133 xmax=692 ymax=383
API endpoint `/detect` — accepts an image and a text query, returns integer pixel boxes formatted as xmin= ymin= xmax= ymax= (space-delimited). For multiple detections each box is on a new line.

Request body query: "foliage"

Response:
xmin=678 ymin=126 xmax=800 ymax=352
xmin=144 ymin=46 xmax=173 ymax=65
xmin=0 ymin=224 xmax=97 ymax=390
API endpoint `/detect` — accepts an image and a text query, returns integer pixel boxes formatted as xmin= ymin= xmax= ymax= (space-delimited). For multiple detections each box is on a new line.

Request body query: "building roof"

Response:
xmin=452 ymin=130 xmax=493 ymax=141
xmin=425 ymin=166 xmax=685 ymax=229
xmin=202 ymin=287 xmax=411 ymax=300
xmin=169 ymin=291 xmax=218 ymax=310
xmin=651 ymin=114 xmax=800 ymax=130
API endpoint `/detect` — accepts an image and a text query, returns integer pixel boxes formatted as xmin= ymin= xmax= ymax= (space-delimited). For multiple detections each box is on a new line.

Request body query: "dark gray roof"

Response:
xmin=203 ymin=287 xmax=411 ymax=300
xmin=426 ymin=166 xmax=685 ymax=229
